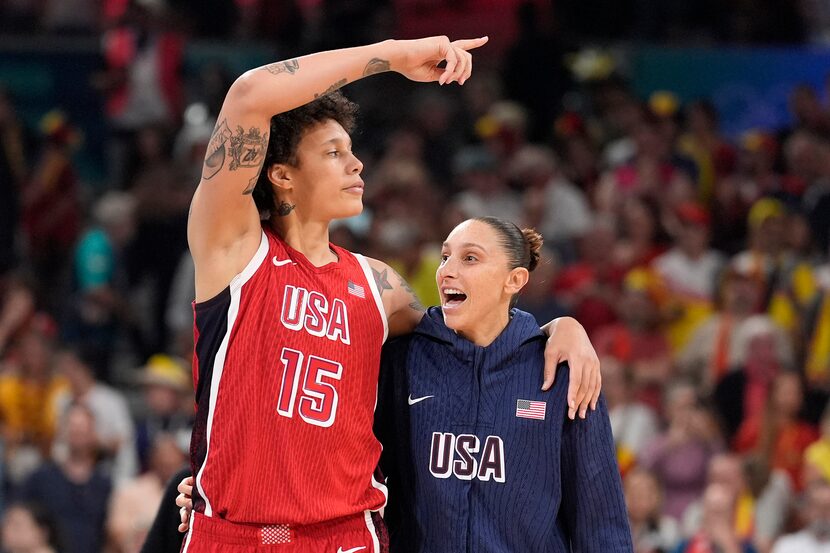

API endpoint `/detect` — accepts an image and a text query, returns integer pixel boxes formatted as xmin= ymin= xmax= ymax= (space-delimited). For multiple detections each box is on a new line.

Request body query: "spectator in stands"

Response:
xmin=18 ymin=403 xmax=112 ymax=553
xmin=625 ymin=467 xmax=681 ymax=553
xmin=613 ymin=195 xmax=670 ymax=272
xmin=1 ymin=501 xmax=63 ymax=553
xmin=713 ymin=315 xmax=794 ymax=442
xmin=52 ymin=345 xmax=138 ymax=484
xmin=603 ymin=357 xmax=660 ymax=475
xmin=674 ymin=482 xmax=758 ymax=553
xmin=452 ymin=145 xmax=523 ymax=223
xmin=507 ymin=144 xmax=593 ymax=260
xmin=0 ymin=329 xmax=66 ymax=485
xmin=641 ymin=381 xmax=722 ymax=519
xmin=679 ymin=264 xmax=765 ymax=391
xmin=20 ymin=110 xmax=82 ymax=310
xmin=595 ymin=268 xmax=673 ymax=409
xmin=682 ymin=453 xmax=791 ymax=552
xmin=652 ymin=202 xmax=726 ymax=352
xmin=734 ymin=372 xmax=819 ymax=491
xmin=63 ymin=191 xmax=136 ymax=380
xmin=771 ymin=481 xmax=830 ymax=553
xmin=107 ymin=433 xmax=187 ymax=553
xmin=134 ymin=354 xmax=191 ymax=472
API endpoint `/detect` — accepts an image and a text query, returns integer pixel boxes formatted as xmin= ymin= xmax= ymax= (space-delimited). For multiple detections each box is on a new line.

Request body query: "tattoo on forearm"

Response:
xmin=372 ymin=268 xmax=394 ymax=296
xmin=202 ymin=119 xmax=232 ymax=180
xmin=397 ymin=273 xmax=425 ymax=312
xmin=276 ymin=201 xmax=295 ymax=216
xmin=314 ymin=79 xmax=348 ymax=98
xmin=363 ymin=58 xmax=390 ymax=76
xmin=262 ymin=59 xmax=299 ymax=76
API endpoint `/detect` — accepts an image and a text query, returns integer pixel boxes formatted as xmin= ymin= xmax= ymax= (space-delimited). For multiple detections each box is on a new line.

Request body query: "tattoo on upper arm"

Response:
xmin=363 ymin=58 xmax=390 ymax=76
xmin=202 ymin=120 xmax=232 ymax=180
xmin=372 ymin=267 xmax=394 ymax=296
xmin=314 ymin=79 xmax=348 ymax=98
xmin=262 ymin=59 xmax=299 ymax=76
xmin=229 ymin=126 xmax=268 ymax=172
xmin=396 ymin=273 xmax=425 ymax=312
xmin=202 ymin=121 xmax=269 ymax=192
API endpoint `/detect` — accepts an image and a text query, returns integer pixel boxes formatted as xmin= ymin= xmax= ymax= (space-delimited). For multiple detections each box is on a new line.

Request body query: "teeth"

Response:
xmin=444 ymin=288 xmax=463 ymax=295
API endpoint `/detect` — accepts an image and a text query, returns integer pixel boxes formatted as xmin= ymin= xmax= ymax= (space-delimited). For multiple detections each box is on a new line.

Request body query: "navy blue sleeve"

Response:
xmin=560 ymin=394 xmax=633 ymax=552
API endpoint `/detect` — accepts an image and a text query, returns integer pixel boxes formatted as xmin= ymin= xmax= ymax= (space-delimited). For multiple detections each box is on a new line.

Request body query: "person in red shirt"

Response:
xmin=182 ymin=36 xmax=601 ymax=553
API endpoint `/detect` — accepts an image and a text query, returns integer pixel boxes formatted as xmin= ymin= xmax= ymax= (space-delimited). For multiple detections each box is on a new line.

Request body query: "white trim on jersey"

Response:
xmin=354 ymin=254 xmax=389 ymax=344
xmin=195 ymin=230 xmax=269 ymax=517
xmin=181 ymin=510 xmax=196 ymax=553
xmin=364 ymin=510 xmax=381 ymax=553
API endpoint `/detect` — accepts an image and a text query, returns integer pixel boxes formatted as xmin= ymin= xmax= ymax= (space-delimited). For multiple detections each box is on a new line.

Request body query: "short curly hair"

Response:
xmin=252 ymin=91 xmax=359 ymax=218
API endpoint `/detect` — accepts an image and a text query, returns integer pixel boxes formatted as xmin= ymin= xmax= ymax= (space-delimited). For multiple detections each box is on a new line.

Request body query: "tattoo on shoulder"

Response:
xmin=363 ymin=58 xmax=390 ymax=76
xmin=314 ymin=79 xmax=348 ymax=98
xmin=202 ymin=119 xmax=233 ymax=180
xmin=372 ymin=267 xmax=394 ymax=296
xmin=263 ymin=59 xmax=299 ymax=76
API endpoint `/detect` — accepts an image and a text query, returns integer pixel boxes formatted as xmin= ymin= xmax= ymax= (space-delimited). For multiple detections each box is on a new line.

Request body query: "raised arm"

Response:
xmin=188 ymin=36 xmax=488 ymax=301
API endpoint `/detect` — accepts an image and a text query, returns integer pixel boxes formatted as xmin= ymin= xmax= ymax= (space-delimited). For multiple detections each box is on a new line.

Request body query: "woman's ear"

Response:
xmin=505 ymin=267 xmax=530 ymax=296
xmin=267 ymin=163 xmax=293 ymax=192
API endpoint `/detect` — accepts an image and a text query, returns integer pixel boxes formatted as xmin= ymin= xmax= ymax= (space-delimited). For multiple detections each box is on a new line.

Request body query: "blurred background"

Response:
xmin=4 ymin=0 xmax=830 ymax=552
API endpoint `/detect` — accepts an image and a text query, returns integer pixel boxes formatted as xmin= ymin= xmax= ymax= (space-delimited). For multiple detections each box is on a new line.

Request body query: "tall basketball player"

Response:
xmin=183 ymin=35 xmax=601 ymax=553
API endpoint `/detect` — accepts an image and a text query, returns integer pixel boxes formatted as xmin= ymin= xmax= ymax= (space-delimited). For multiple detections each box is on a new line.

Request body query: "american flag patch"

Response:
xmin=347 ymin=280 xmax=365 ymax=298
xmin=516 ymin=399 xmax=546 ymax=420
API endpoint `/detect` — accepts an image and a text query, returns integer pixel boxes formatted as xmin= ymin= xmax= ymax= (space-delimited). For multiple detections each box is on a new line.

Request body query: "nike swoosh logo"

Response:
xmin=337 ymin=547 xmax=366 ymax=553
xmin=273 ymin=256 xmax=292 ymax=266
xmin=408 ymin=394 xmax=434 ymax=405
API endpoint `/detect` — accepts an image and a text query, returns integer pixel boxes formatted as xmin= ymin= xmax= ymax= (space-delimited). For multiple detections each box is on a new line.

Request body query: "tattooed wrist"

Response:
xmin=363 ymin=58 xmax=390 ymax=77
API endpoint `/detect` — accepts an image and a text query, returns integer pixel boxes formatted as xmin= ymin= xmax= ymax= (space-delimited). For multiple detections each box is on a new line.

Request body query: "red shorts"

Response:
xmin=181 ymin=511 xmax=388 ymax=553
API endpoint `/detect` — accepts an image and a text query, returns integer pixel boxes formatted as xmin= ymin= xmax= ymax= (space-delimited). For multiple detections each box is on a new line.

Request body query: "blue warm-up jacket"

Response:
xmin=375 ymin=307 xmax=633 ymax=553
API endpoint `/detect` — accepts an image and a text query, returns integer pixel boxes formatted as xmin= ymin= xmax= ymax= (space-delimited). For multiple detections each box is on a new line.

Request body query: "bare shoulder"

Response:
xmin=365 ymin=257 xmax=425 ymax=336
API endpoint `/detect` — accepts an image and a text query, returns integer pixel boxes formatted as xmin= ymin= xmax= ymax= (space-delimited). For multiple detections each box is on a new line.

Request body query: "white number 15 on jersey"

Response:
xmin=276 ymin=347 xmax=342 ymax=427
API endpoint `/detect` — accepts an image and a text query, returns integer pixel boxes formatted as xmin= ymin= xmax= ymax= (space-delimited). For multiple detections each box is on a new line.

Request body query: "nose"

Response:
xmin=436 ymin=256 xmax=457 ymax=283
xmin=349 ymin=152 xmax=364 ymax=175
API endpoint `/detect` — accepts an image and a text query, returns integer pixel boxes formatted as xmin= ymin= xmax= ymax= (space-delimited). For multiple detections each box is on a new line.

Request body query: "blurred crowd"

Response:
xmin=5 ymin=1 xmax=830 ymax=553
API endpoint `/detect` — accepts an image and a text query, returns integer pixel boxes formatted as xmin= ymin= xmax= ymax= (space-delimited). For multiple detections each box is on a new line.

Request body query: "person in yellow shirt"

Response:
xmin=0 ymin=329 xmax=67 ymax=483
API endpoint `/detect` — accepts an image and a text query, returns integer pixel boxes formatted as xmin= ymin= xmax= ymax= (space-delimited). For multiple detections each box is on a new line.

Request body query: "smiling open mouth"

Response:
xmin=442 ymin=288 xmax=468 ymax=307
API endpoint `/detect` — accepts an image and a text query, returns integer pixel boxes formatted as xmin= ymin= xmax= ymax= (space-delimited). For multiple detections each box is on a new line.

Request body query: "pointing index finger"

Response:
xmin=453 ymin=36 xmax=489 ymax=51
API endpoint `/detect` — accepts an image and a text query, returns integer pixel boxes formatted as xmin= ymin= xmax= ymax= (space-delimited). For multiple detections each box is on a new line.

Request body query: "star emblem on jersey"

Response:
xmin=408 ymin=394 xmax=434 ymax=405
xmin=337 ymin=547 xmax=366 ymax=553
xmin=516 ymin=399 xmax=546 ymax=420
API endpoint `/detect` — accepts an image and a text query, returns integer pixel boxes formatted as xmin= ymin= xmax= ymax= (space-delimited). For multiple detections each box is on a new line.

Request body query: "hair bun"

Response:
xmin=521 ymin=228 xmax=543 ymax=272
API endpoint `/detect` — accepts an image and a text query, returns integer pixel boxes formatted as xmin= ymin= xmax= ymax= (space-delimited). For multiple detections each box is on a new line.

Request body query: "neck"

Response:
xmin=457 ymin=307 xmax=511 ymax=347
xmin=270 ymin=215 xmax=336 ymax=267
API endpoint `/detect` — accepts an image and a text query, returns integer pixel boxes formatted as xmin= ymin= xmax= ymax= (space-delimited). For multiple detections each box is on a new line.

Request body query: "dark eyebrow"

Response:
xmin=441 ymin=242 xmax=488 ymax=253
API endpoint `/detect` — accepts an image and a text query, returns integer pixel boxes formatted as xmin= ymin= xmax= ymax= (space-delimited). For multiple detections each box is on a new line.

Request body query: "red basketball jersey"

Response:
xmin=190 ymin=228 xmax=388 ymax=525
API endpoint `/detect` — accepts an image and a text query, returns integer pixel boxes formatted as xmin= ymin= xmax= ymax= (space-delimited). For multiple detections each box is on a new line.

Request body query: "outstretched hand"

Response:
xmin=391 ymin=36 xmax=489 ymax=85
